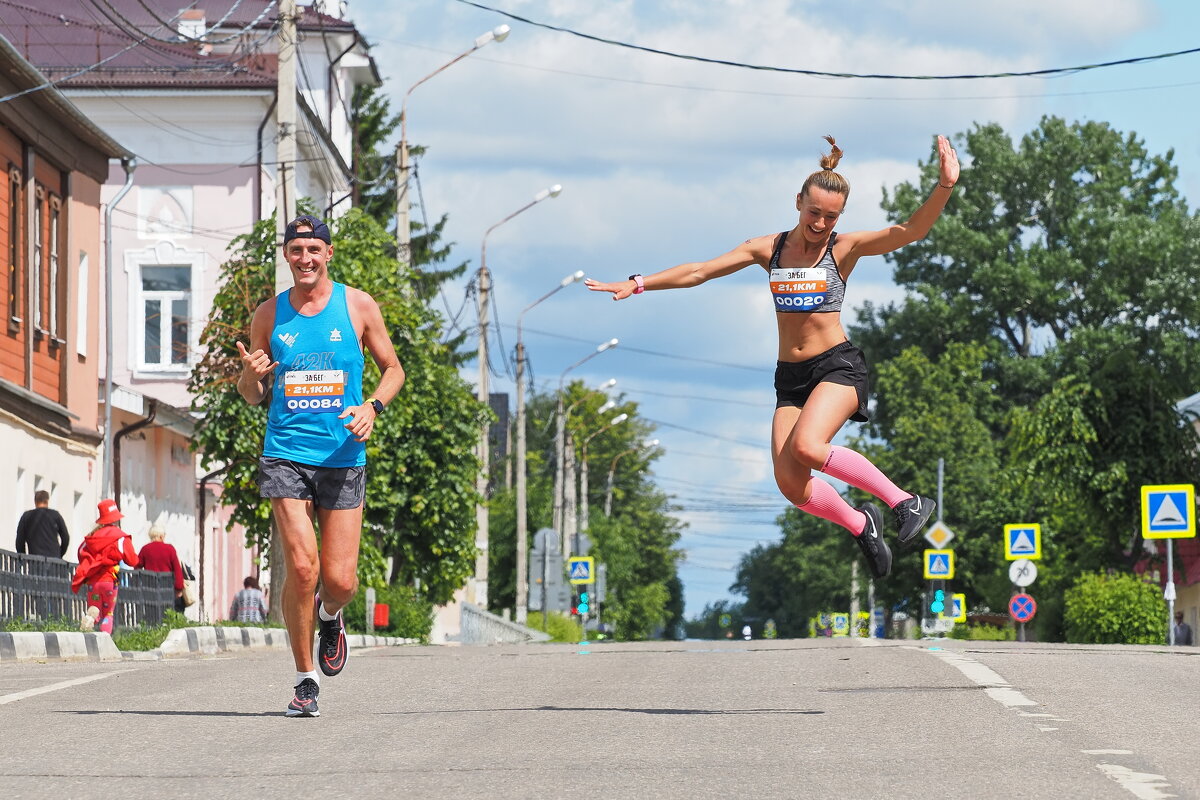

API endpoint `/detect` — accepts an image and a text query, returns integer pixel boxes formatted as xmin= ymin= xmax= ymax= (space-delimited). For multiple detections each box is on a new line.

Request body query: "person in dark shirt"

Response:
xmin=15 ymin=490 xmax=70 ymax=558
xmin=136 ymin=523 xmax=185 ymax=611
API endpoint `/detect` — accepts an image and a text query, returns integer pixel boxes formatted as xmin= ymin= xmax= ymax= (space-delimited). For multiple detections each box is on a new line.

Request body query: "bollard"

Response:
xmin=365 ymin=587 xmax=376 ymax=634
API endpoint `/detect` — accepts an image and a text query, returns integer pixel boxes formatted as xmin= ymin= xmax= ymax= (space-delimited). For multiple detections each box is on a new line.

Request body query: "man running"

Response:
xmin=237 ymin=214 xmax=404 ymax=718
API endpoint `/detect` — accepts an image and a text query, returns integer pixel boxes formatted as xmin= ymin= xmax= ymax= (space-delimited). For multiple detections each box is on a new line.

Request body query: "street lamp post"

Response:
xmin=605 ymin=439 xmax=659 ymax=516
xmin=560 ymin=392 xmax=615 ymax=554
xmin=396 ymin=24 xmax=510 ymax=267
xmin=554 ymin=344 xmax=618 ymax=556
xmin=576 ymin=413 xmax=629 ymax=549
xmin=474 ymin=184 xmax=563 ymax=611
xmin=514 ymin=269 xmax=584 ymax=624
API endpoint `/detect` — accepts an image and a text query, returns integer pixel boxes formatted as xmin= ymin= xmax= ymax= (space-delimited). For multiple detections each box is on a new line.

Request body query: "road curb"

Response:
xmin=0 ymin=627 xmax=420 ymax=664
xmin=0 ymin=631 xmax=124 ymax=663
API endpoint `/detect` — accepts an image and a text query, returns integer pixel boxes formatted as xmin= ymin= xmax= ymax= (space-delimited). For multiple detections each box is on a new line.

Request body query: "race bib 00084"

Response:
xmin=283 ymin=369 xmax=346 ymax=414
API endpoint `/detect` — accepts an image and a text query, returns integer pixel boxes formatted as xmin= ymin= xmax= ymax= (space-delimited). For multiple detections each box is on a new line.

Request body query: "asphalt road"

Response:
xmin=1 ymin=637 xmax=1196 ymax=799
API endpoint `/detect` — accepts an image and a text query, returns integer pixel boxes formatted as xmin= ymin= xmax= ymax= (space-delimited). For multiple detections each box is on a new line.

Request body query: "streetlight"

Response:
xmin=554 ymin=341 xmax=618 ymax=556
xmin=396 ymin=24 xmax=511 ymax=266
xmin=473 ymin=183 xmax=563 ymax=611
xmin=514 ymin=269 xmax=584 ymax=624
xmin=605 ymin=438 xmax=659 ymax=516
xmin=576 ymin=413 xmax=629 ymax=550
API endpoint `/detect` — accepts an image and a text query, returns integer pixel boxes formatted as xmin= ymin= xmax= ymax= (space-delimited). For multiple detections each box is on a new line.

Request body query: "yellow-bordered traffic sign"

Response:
xmin=923 ymin=549 xmax=954 ymax=579
xmin=951 ymin=593 xmax=967 ymax=622
xmin=831 ymin=612 xmax=850 ymax=637
xmin=1004 ymin=523 xmax=1042 ymax=560
xmin=1141 ymin=484 xmax=1195 ymax=539
xmin=567 ymin=556 xmax=595 ymax=584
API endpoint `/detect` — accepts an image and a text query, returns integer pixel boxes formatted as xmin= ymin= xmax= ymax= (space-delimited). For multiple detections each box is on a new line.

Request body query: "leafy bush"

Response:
xmin=111 ymin=610 xmax=193 ymax=651
xmin=0 ymin=615 xmax=78 ymax=632
xmin=526 ymin=611 xmax=583 ymax=643
xmin=1063 ymin=571 xmax=1166 ymax=644
xmin=949 ymin=623 xmax=1015 ymax=641
xmin=342 ymin=583 xmax=433 ymax=641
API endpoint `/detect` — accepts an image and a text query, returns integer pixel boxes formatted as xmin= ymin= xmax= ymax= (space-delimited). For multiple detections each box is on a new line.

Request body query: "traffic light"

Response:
xmin=928 ymin=580 xmax=947 ymax=616
xmin=577 ymin=591 xmax=590 ymax=615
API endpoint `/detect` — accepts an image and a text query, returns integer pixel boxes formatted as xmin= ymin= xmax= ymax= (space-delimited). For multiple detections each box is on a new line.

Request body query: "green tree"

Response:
xmin=1063 ymin=571 xmax=1166 ymax=644
xmin=486 ymin=384 xmax=683 ymax=639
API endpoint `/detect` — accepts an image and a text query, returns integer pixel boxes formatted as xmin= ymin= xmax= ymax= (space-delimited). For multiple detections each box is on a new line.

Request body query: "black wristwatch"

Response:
xmin=369 ymin=398 xmax=385 ymax=415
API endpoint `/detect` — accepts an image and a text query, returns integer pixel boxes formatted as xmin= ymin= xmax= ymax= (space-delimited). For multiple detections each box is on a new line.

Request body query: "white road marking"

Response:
xmin=920 ymin=647 xmax=1041 ymax=707
xmin=1084 ymin=750 xmax=1135 ymax=755
xmin=0 ymin=670 xmax=132 ymax=706
xmin=912 ymin=645 xmax=1180 ymax=799
xmin=1095 ymin=763 xmax=1177 ymax=800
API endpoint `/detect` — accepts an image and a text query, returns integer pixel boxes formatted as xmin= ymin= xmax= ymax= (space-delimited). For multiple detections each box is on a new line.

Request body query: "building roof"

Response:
xmin=0 ymin=0 xmax=282 ymax=89
xmin=0 ymin=1 xmax=364 ymax=91
xmin=0 ymin=33 xmax=132 ymax=176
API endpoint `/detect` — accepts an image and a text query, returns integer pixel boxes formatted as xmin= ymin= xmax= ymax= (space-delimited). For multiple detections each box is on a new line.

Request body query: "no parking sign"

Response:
xmin=1008 ymin=593 xmax=1037 ymax=623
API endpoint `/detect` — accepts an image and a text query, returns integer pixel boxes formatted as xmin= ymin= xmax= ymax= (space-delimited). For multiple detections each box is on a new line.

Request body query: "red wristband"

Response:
xmin=628 ymin=274 xmax=644 ymax=294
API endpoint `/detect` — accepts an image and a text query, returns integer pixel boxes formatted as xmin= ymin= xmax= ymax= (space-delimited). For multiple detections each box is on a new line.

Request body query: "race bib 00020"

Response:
xmin=770 ymin=267 xmax=828 ymax=310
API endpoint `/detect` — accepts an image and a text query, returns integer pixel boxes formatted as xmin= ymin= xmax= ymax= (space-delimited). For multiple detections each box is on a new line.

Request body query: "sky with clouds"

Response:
xmin=347 ymin=0 xmax=1200 ymax=617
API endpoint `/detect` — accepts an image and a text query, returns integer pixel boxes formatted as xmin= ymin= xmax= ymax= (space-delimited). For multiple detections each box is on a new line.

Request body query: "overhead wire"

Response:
xmin=452 ymin=0 xmax=1200 ymax=81
xmin=512 ymin=324 xmax=769 ymax=373
xmin=386 ymin=37 xmax=1200 ymax=103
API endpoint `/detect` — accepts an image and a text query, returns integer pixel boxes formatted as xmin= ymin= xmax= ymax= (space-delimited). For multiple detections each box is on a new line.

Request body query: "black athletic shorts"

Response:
xmin=774 ymin=341 xmax=869 ymax=422
xmin=257 ymin=456 xmax=366 ymax=510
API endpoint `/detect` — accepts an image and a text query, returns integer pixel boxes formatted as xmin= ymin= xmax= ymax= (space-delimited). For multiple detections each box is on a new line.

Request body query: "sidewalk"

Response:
xmin=0 ymin=626 xmax=419 ymax=664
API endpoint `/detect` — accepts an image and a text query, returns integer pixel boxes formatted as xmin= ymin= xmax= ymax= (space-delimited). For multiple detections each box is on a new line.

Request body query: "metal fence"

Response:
xmin=0 ymin=549 xmax=175 ymax=629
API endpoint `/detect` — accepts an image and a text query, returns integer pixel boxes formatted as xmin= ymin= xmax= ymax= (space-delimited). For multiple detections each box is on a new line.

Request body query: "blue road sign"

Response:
xmin=567 ymin=556 xmax=594 ymax=585
xmin=923 ymin=549 xmax=954 ymax=579
xmin=1141 ymin=484 xmax=1195 ymax=539
xmin=1008 ymin=593 xmax=1037 ymax=623
xmin=1004 ymin=524 xmax=1042 ymax=560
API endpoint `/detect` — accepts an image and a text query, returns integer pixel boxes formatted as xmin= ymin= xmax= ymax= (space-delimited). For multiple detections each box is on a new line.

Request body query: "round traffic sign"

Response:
xmin=1009 ymin=558 xmax=1038 ymax=587
xmin=1008 ymin=593 xmax=1037 ymax=623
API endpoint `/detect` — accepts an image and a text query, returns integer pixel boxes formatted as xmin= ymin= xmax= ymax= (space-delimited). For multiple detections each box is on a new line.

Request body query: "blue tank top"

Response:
xmin=768 ymin=231 xmax=845 ymax=313
xmin=262 ymin=282 xmax=366 ymax=467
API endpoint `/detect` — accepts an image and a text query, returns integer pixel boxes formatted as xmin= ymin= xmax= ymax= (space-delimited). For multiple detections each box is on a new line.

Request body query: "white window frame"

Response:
xmin=126 ymin=242 xmax=205 ymax=376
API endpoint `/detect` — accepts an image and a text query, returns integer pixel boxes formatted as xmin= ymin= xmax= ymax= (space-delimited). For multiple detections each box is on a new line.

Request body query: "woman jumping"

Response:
xmin=585 ymin=134 xmax=959 ymax=578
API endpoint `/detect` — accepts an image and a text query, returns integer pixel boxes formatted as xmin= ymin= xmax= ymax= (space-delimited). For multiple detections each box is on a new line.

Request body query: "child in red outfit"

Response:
xmin=72 ymin=499 xmax=139 ymax=634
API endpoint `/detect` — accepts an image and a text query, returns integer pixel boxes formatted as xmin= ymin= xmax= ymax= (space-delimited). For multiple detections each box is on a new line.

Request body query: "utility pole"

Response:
xmin=473 ymin=264 xmax=491 ymax=609
xmin=267 ymin=0 xmax=298 ymax=623
xmin=275 ymin=0 xmax=297 ymax=287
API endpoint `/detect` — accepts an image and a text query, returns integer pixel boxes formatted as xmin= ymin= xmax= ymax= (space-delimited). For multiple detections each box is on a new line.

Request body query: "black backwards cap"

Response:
xmin=283 ymin=214 xmax=331 ymax=244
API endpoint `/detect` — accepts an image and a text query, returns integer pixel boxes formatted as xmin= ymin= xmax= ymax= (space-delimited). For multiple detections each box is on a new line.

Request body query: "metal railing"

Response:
xmin=0 ymin=549 xmax=174 ymax=629
xmin=459 ymin=601 xmax=552 ymax=645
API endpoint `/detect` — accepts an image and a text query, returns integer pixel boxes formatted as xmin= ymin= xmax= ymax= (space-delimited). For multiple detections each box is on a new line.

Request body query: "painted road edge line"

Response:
xmin=0 ymin=669 xmax=133 ymax=706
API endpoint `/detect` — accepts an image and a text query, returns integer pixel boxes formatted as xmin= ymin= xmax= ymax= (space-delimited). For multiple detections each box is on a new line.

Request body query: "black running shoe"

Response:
xmin=893 ymin=495 xmax=936 ymax=547
xmin=854 ymin=503 xmax=892 ymax=579
xmin=317 ymin=602 xmax=347 ymax=677
xmin=286 ymin=677 xmax=320 ymax=717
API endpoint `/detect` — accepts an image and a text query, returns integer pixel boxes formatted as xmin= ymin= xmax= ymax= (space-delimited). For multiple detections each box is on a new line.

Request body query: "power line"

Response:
xmin=453 ymin=0 xmax=1200 ymax=81
xmin=513 ymin=324 xmax=770 ymax=373
xmin=387 ymin=37 xmax=1200 ymax=103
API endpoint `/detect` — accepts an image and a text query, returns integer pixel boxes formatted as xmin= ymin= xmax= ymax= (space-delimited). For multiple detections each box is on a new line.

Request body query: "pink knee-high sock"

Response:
xmin=820 ymin=445 xmax=912 ymax=509
xmin=796 ymin=476 xmax=867 ymax=535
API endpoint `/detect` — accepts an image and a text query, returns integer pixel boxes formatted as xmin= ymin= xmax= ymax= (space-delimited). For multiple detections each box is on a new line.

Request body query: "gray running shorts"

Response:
xmin=257 ymin=456 xmax=366 ymax=510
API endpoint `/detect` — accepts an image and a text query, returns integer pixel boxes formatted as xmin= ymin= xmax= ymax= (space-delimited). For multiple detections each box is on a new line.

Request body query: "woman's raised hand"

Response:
xmin=937 ymin=134 xmax=960 ymax=188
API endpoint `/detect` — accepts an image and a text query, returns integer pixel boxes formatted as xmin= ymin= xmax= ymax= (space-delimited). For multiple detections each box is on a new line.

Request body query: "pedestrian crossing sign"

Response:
xmin=1004 ymin=523 xmax=1042 ymax=560
xmin=1141 ymin=484 xmax=1195 ymax=539
xmin=567 ymin=556 xmax=595 ymax=585
xmin=923 ymin=549 xmax=954 ymax=579
xmin=831 ymin=613 xmax=850 ymax=637
xmin=951 ymin=593 xmax=967 ymax=623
